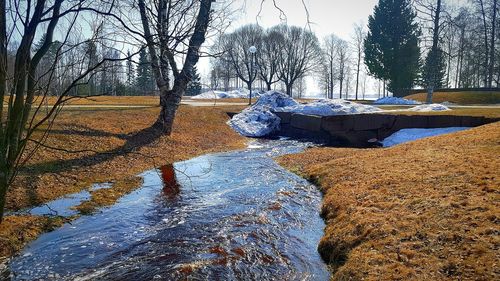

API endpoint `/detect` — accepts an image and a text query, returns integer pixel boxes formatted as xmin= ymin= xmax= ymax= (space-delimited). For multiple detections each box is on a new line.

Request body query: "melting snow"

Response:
xmin=228 ymin=92 xmax=386 ymax=137
xmin=382 ymin=127 xmax=470 ymax=147
xmin=228 ymin=91 xmax=298 ymax=137
xmin=276 ymin=99 xmax=382 ymax=116
xmin=374 ymin=97 xmax=421 ymax=105
xmin=191 ymin=88 xmax=261 ymax=99
xmin=407 ymin=104 xmax=450 ymax=111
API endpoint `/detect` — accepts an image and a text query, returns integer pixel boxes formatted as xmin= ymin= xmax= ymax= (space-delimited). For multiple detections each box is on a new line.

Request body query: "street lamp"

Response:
xmin=248 ymin=45 xmax=257 ymax=105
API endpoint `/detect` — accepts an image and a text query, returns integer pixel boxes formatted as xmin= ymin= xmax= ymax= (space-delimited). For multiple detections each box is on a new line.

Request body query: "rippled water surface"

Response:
xmin=6 ymin=139 xmax=329 ymax=280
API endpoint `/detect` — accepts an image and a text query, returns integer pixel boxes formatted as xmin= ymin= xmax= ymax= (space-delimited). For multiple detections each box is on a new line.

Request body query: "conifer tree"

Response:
xmin=422 ymin=47 xmax=446 ymax=89
xmin=135 ymin=48 xmax=155 ymax=95
xmin=364 ymin=0 xmax=421 ymax=97
xmin=126 ymin=50 xmax=135 ymax=95
xmin=186 ymin=66 xmax=202 ymax=96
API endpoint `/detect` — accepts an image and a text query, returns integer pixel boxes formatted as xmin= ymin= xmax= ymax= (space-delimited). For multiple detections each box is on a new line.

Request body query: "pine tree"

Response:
xmin=135 ymin=48 xmax=155 ymax=95
xmin=364 ymin=0 xmax=421 ymax=97
xmin=186 ymin=66 xmax=202 ymax=96
xmin=422 ymin=47 xmax=446 ymax=89
xmin=126 ymin=50 xmax=135 ymax=95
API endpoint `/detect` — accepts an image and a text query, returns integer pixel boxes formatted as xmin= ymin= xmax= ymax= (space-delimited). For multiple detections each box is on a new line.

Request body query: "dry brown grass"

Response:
xmin=278 ymin=122 xmax=500 ymax=280
xmin=0 ymin=215 xmax=67 ymax=257
xmin=405 ymin=91 xmax=500 ymax=105
xmin=184 ymin=97 xmax=250 ymax=103
xmin=1 ymin=105 xmax=246 ymax=258
xmin=383 ymin=107 xmax=500 ymax=118
xmin=2 ymin=95 xmax=160 ymax=106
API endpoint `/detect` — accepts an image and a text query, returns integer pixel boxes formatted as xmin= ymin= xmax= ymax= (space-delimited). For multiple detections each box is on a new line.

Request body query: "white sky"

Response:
xmin=199 ymin=0 xmax=380 ymax=97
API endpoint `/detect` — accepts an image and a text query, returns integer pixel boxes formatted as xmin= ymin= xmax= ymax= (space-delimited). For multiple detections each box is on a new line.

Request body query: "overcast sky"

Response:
xmin=199 ymin=0 xmax=379 ymax=96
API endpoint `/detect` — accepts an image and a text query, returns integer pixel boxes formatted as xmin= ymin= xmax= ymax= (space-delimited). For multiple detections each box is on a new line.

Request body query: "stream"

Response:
xmin=4 ymin=139 xmax=329 ymax=280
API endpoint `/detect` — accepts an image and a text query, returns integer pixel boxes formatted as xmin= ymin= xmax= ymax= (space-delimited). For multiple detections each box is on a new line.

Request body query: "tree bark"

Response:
xmin=479 ymin=0 xmax=490 ymax=86
xmin=355 ymin=51 xmax=361 ymax=100
xmin=265 ymin=82 xmax=272 ymax=91
xmin=286 ymin=83 xmax=292 ymax=97
xmin=488 ymin=0 xmax=497 ymax=87
xmin=426 ymin=0 xmax=442 ymax=104
xmin=339 ymin=78 xmax=343 ymax=99
xmin=139 ymin=0 xmax=213 ymax=135
xmin=0 ymin=167 xmax=8 ymax=222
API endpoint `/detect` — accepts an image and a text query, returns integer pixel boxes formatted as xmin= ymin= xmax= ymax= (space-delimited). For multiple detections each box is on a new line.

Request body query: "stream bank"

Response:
xmin=4 ymin=139 xmax=329 ymax=280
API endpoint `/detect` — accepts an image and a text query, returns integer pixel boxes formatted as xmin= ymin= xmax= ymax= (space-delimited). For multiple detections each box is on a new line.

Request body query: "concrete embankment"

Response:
xmin=273 ymin=112 xmax=499 ymax=147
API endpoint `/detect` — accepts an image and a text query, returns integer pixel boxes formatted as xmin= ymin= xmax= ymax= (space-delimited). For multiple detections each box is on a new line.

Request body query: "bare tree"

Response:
xmin=258 ymin=28 xmax=282 ymax=90
xmin=352 ymin=23 xmax=366 ymax=100
xmin=487 ymin=0 xmax=498 ymax=87
xmin=336 ymin=38 xmax=350 ymax=99
xmin=136 ymin=0 xmax=218 ymax=134
xmin=416 ymin=0 xmax=444 ymax=103
xmin=274 ymin=25 xmax=322 ymax=97
xmin=218 ymin=24 xmax=262 ymax=94
xmin=323 ymin=35 xmax=338 ymax=99
xmin=0 ymin=0 xmax=136 ymax=221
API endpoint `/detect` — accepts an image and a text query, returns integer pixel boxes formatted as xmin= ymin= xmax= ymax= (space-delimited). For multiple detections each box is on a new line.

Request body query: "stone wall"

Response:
xmin=273 ymin=112 xmax=499 ymax=147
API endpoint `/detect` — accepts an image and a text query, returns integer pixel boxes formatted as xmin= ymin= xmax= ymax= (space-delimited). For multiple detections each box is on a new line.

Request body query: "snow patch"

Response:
xmin=192 ymin=88 xmax=261 ymax=99
xmin=408 ymin=103 xmax=450 ymax=111
xmin=191 ymin=90 xmax=227 ymax=99
xmin=382 ymin=127 xmax=470 ymax=147
xmin=374 ymin=97 xmax=421 ymax=105
xmin=275 ymin=99 xmax=382 ymax=116
xmin=228 ymin=91 xmax=298 ymax=137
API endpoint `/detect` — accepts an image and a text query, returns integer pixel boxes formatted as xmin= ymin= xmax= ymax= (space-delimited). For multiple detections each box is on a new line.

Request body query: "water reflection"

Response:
xmin=160 ymin=164 xmax=180 ymax=196
xmin=7 ymin=139 xmax=329 ymax=280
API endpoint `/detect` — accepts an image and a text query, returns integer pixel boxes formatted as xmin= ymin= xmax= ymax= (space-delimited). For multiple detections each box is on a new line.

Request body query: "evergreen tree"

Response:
xmin=85 ymin=41 xmax=98 ymax=95
xmin=135 ymin=48 xmax=155 ymax=95
xmin=364 ymin=0 xmax=421 ymax=97
xmin=186 ymin=66 xmax=202 ymax=96
xmin=126 ymin=50 xmax=135 ymax=95
xmin=422 ymin=47 xmax=446 ymax=89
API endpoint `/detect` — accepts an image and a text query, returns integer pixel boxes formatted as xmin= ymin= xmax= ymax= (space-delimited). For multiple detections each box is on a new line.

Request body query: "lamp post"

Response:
xmin=248 ymin=45 xmax=257 ymax=105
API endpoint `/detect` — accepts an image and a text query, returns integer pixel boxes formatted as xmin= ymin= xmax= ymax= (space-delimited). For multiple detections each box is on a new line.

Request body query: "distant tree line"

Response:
xmin=210 ymin=0 xmax=499 ymax=99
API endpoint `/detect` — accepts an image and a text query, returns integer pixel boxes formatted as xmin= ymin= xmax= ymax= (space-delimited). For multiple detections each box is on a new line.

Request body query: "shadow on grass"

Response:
xmin=23 ymin=123 xmax=164 ymax=176
xmin=46 ymin=124 xmax=130 ymax=140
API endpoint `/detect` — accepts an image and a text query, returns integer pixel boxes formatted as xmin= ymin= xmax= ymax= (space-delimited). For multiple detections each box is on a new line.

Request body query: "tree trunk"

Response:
xmin=157 ymin=76 xmax=188 ymax=134
xmin=247 ymin=81 xmax=253 ymax=104
xmin=426 ymin=87 xmax=434 ymax=104
xmin=156 ymin=86 xmax=183 ymax=135
xmin=329 ymin=60 xmax=334 ymax=99
xmin=488 ymin=0 xmax=497 ymax=87
xmin=426 ymin=0 xmax=441 ymax=104
xmin=266 ymin=81 xmax=272 ymax=91
xmin=286 ymin=83 xmax=292 ymax=97
xmin=479 ymin=0 xmax=490 ymax=86
xmin=0 ymin=167 xmax=8 ymax=223
xmin=339 ymin=79 xmax=343 ymax=99
xmin=355 ymin=53 xmax=361 ymax=100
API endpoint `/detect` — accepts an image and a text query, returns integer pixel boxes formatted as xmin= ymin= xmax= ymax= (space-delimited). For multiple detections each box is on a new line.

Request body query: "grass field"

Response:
xmin=405 ymin=91 xmax=500 ymax=105
xmin=1 ymin=104 xmax=247 ymax=258
xmin=384 ymin=107 xmax=500 ymax=118
xmin=278 ymin=121 xmax=499 ymax=280
xmin=2 ymin=95 xmax=161 ymax=106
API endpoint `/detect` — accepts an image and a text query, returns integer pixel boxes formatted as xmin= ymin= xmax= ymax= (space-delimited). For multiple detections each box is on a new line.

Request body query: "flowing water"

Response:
xmin=5 ymin=139 xmax=329 ymax=280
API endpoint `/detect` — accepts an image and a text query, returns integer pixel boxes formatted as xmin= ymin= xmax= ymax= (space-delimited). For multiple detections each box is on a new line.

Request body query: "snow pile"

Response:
xmin=192 ymin=89 xmax=261 ymax=99
xmin=382 ymin=127 xmax=469 ymax=147
xmin=374 ymin=97 xmax=421 ymax=105
xmin=275 ymin=99 xmax=382 ymax=116
xmin=408 ymin=104 xmax=451 ymax=112
xmin=228 ymin=91 xmax=298 ymax=137
xmin=191 ymin=90 xmax=227 ymax=99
